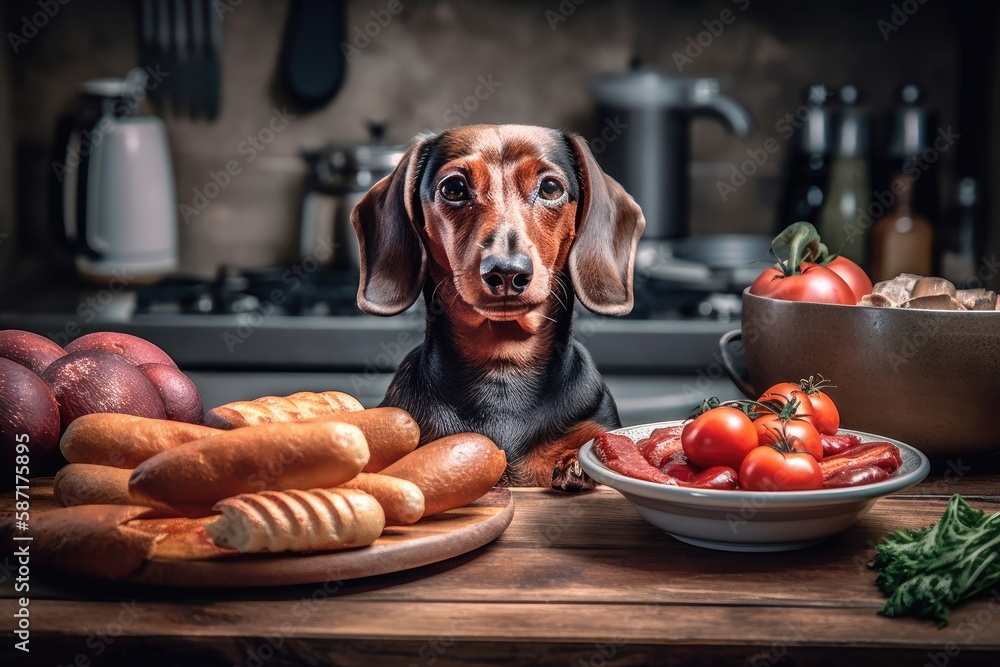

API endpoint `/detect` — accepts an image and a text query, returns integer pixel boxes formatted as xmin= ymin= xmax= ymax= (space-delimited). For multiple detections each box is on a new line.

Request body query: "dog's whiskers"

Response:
xmin=430 ymin=277 xmax=449 ymax=304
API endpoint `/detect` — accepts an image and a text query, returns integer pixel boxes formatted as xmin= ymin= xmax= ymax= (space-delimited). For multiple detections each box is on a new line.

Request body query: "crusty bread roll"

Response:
xmin=204 ymin=390 xmax=364 ymax=429
xmin=206 ymin=487 xmax=385 ymax=553
xmin=1 ymin=505 xmax=155 ymax=580
xmin=380 ymin=433 xmax=506 ymax=517
xmin=60 ymin=413 xmax=221 ymax=468
xmin=129 ymin=421 xmax=370 ymax=517
xmin=308 ymin=407 xmax=420 ymax=472
xmin=54 ymin=463 xmax=148 ymax=508
xmin=338 ymin=472 xmax=424 ymax=525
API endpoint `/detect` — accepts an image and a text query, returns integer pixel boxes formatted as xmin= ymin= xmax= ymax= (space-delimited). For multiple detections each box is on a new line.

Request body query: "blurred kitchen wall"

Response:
xmin=0 ymin=0 xmax=974 ymax=279
xmin=0 ymin=11 xmax=14 ymax=279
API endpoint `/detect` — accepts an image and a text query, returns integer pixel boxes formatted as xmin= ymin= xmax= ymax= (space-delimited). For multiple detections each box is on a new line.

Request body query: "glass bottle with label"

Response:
xmin=881 ymin=84 xmax=942 ymax=270
xmin=817 ymin=85 xmax=872 ymax=268
xmin=775 ymin=84 xmax=832 ymax=233
xmin=940 ymin=178 xmax=981 ymax=287
xmin=870 ymin=173 xmax=933 ymax=282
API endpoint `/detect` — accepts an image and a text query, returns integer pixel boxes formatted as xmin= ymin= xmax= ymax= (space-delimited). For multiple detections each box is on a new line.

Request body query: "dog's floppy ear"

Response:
xmin=566 ymin=134 xmax=646 ymax=316
xmin=351 ymin=137 xmax=431 ymax=316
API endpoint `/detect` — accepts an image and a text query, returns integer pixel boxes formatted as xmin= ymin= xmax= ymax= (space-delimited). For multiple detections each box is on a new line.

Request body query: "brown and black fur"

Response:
xmin=351 ymin=125 xmax=645 ymax=490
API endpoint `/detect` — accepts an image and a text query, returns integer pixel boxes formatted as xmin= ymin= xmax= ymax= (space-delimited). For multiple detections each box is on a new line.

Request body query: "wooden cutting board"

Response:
xmin=130 ymin=488 xmax=514 ymax=587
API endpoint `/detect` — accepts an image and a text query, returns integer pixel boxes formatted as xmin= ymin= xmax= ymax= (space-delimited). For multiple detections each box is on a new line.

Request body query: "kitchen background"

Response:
xmin=0 ymin=0 xmax=997 ymax=418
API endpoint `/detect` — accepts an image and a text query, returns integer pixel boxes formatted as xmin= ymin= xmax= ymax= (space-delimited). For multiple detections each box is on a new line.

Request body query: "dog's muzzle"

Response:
xmin=480 ymin=253 xmax=533 ymax=296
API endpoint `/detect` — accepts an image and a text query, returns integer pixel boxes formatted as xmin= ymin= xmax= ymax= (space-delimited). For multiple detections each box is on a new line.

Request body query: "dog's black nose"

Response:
xmin=480 ymin=253 xmax=533 ymax=296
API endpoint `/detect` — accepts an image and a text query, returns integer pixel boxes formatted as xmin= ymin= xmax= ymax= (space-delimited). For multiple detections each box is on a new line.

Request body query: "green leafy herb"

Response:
xmin=870 ymin=494 xmax=1000 ymax=625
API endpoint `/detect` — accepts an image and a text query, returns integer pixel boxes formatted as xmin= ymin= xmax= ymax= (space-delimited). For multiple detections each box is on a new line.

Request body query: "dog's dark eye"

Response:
xmin=439 ymin=176 xmax=470 ymax=202
xmin=538 ymin=178 xmax=565 ymax=201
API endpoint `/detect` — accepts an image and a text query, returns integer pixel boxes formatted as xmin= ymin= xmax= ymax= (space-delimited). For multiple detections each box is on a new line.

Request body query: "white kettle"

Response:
xmin=61 ymin=71 xmax=177 ymax=280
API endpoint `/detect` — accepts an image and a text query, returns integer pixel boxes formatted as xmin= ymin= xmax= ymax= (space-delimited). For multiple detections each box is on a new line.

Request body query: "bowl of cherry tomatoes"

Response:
xmin=579 ymin=381 xmax=930 ymax=552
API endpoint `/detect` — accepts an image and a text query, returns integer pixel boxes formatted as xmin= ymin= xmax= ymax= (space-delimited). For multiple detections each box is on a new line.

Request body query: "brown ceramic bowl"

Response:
xmin=721 ymin=290 xmax=1000 ymax=457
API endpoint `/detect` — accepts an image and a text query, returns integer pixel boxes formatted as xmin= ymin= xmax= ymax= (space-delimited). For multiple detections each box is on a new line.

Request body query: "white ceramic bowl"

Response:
xmin=578 ymin=420 xmax=930 ymax=552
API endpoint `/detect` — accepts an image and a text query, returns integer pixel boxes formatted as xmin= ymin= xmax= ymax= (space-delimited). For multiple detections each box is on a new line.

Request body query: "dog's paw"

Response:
xmin=551 ymin=456 xmax=596 ymax=493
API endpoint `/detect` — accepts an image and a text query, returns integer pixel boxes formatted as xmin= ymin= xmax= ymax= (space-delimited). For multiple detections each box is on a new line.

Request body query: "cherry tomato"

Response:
xmin=753 ymin=414 xmax=823 ymax=462
xmin=757 ymin=384 xmax=816 ymax=426
xmin=749 ymin=262 xmax=856 ymax=305
xmin=681 ymin=406 xmax=758 ymax=470
xmin=797 ymin=376 xmax=840 ymax=436
xmin=739 ymin=445 xmax=823 ymax=491
xmin=823 ymin=255 xmax=873 ymax=304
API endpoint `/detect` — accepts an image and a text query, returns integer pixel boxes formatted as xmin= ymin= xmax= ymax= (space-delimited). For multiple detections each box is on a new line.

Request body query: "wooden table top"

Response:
xmin=3 ymin=456 xmax=1000 ymax=666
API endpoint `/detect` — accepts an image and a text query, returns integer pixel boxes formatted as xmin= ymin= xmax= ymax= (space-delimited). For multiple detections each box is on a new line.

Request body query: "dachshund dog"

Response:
xmin=351 ymin=125 xmax=644 ymax=490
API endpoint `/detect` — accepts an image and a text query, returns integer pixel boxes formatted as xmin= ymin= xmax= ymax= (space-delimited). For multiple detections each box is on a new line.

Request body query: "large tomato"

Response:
xmin=757 ymin=383 xmax=816 ymax=426
xmin=753 ymin=414 xmax=823 ymax=462
xmin=823 ymin=255 xmax=872 ymax=303
xmin=739 ymin=445 xmax=823 ymax=491
xmin=749 ymin=262 xmax=856 ymax=305
xmin=681 ymin=406 xmax=758 ymax=470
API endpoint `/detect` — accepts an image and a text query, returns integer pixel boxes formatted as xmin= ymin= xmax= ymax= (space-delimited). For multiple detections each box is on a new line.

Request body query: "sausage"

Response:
xmin=54 ymin=463 xmax=148 ymax=507
xmin=819 ymin=441 xmax=902 ymax=481
xmin=661 ymin=462 xmax=739 ymax=490
xmin=379 ymin=433 xmax=506 ymax=517
xmin=822 ymin=465 xmax=891 ymax=488
xmin=338 ymin=472 xmax=425 ymax=525
xmin=592 ymin=432 xmax=677 ymax=485
xmin=59 ymin=413 xmax=222 ymax=468
xmin=637 ymin=425 xmax=685 ymax=468
xmin=820 ymin=432 xmax=863 ymax=458
xmin=129 ymin=421 xmax=370 ymax=517
xmin=307 ymin=407 xmax=420 ymax=472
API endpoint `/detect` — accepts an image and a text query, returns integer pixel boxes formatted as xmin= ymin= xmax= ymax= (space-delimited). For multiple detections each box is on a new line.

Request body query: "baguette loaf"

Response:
xmin=54 ymin=463 xmax=147 ymax=508
xmin=338 ymin=472 xmax=425 ymax=525
xmin=206 ymin=487 xmax=385 ymax=553
xmin=60 ymin=413 xmax=221 ymax=468
xmin=380 ymin=433 xmax=506 ymax=517
xmin=309 ymin=407 xmax=420 ymax=472
xmin=129 ymin=421 xmax=370 ymax=517
xmin=204 ymin=390 xmax=364 ymax=429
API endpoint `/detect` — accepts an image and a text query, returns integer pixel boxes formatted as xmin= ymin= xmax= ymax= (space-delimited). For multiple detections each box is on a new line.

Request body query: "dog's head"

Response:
xmin=351 ymin=124 xmax=645 ymax=324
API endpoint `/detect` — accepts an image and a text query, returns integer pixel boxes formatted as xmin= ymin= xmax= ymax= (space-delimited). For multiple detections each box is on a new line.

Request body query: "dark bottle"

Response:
xmin=818 ymin=85 xmax=872 ymax=267
xmin=940 ymin=178 xmax=982 ymax=287
xmin=881 ymin=84 xmax=942 ymax=267
xmin=776 ymin=84 xmax=833 ymax=233
xmin=870 ymin=173 xmax=933 ymax=282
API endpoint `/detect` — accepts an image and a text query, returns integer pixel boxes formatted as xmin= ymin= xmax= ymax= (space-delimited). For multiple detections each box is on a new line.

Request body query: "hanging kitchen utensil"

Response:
xmin=138 ymin=0 xmax=223 ymax=120
xmin=279 ymin=0 xmax=347 ymax=111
